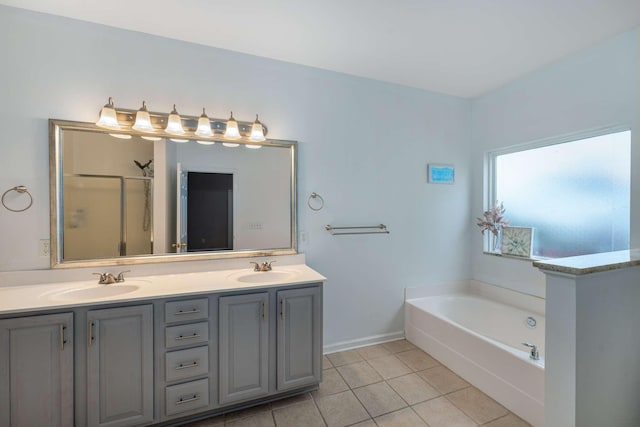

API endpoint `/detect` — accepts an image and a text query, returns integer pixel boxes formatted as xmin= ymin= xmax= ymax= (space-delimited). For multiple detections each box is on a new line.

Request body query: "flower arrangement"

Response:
xmin=476 ymin=201 xmax=509 ymax=252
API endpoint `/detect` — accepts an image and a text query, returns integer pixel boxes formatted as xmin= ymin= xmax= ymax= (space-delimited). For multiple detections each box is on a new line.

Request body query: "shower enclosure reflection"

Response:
xmin=51 ymin=120 xmax=296 ymax=267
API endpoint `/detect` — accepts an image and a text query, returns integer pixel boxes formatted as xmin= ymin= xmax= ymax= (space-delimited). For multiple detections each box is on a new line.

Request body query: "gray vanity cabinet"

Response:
xmin=218 ymin=293 xmax=270 ymax=405
xmin=86 ymin=305 xmax=154 ymax=427
xmin=276 ymin=287 xmax=322 ymax=391
xmin=0 ymin=312 xmax=74 ymax=427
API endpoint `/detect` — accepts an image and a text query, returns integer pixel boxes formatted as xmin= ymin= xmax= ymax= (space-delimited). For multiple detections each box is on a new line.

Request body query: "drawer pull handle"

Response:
xmin=176 ymin=333 xmax=201 ymax=341
xmin=176 ymin=361 xmax=199 ymax=370
xmin=176 ymin=394 xmax=200 ymax=405
xmin=175 ymin=309 xmax=200 ymax=316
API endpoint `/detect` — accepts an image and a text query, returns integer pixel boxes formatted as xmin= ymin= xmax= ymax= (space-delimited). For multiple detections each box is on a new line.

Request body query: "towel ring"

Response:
xmin=2 ymin=186 xmax=33 ymax=212
xmin=307 ymin=192 xmax=324 ymax=211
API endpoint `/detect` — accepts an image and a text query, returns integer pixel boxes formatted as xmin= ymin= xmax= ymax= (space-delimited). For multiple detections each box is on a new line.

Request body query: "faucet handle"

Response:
xmin=265 ymin=260 xmax=276 ymax=269
xmin=116 ymin=270 xmax=131 ymax=282
xmin=249 ymin=261 xmax=260 ymax=271
xmin=522 ymin=342 xmax=540 ymax=360
xmin=93 ymin=272 xmax=107 ymax=284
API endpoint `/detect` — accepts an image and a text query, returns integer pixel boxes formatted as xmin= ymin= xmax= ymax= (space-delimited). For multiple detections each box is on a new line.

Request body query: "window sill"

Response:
xmin=482 ymin=251 xmax=549 ymax=263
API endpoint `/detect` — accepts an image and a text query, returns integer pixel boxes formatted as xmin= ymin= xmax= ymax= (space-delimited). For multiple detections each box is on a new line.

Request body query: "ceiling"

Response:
xmin=2 ymin=0 xmax=639 ymax=98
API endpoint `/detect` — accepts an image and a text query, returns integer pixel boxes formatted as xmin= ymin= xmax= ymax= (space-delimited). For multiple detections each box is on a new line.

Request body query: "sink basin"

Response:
xmin=51 ymin=284 xmax=140 ymax=301
xmin=232 ymin=270 xmax=299 ymax=284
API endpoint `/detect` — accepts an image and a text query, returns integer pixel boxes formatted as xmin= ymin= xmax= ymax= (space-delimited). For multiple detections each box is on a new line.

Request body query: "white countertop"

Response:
xmin=533 ymin=250 xmax=640 ymax=276
xmin=0 ymin=264 xmax=326 ymax=315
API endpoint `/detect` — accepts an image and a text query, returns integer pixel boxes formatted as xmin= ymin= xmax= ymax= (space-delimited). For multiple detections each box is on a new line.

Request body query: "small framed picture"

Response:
xmin=427 ymin=164 xmax=455 ymax=184
xmin=501 ymin=226 xmax=534 ymax=258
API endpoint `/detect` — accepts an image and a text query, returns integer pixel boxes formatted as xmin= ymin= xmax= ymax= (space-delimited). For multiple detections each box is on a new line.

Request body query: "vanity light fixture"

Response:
xmin=224 ymin=111 xmax=241 ymax=140
xmin=96 ymin=97 xmax=120 ymax=130
xmin=132 ymin=101 xmax=155 ymax=132
xmin=195 ymin=108 xmax=214 ymax=137
xmin=165 ymin=104 xmax=186 ymax=136
xmin=249 ymin=114 xmax=266 ymax=142
xmin=94 ymin=98 xmax=269 ymax=145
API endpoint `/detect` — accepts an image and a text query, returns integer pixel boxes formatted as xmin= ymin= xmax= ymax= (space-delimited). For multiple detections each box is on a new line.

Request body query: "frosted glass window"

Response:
xmin=494 ymin=130 xmax=630 ymax=258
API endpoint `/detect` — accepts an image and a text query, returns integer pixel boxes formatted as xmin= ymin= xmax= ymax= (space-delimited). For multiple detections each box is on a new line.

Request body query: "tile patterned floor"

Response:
xmin=183 ymin=340 xmax=532 ymax=427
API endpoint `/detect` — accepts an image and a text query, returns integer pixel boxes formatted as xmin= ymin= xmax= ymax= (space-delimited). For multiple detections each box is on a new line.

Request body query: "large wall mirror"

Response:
xmin=50 ymin=120 xmax=297 ymax=268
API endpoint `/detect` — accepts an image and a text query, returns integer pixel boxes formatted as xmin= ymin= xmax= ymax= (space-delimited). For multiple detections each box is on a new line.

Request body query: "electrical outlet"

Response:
xmin=300 ymin=231 xmax=308 ymax=243
xmin=39 ymin=239 xmax=50 ymax=257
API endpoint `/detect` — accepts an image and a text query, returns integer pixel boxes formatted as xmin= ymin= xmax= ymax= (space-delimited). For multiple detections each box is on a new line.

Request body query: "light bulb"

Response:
xmin=224 ymin=111 xmax=241 ymax=140
xmin=249 ymin=114 xmax=266 ymax=142
xmin=96 ymin=97 xmax=120 ymax=130
xmin=222 ymin=142 xmax=240 ymax=148
xmin=169 ymin=138 xmax=189 ymax=143
xmin=109 ymin=133 xmax=131 ymax=139
xmin=141 ymin=136 xmax=162 ymax=141
xmin=165 ymin=104 xmax=185 ymax=135
xmin=245 ymin=144 xmax=262 ymax=149
xmin=195 ymin=108 xmax=214 ymax=137
xmin=196 ymin=140 xmax=215 ymax=145
xmin=132 ymin=101 xmax=154 ymax=132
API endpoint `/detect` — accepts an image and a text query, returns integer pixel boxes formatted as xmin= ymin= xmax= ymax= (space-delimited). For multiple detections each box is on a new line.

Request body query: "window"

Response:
xmin=490 ymin=129 xmax=631 ymax=258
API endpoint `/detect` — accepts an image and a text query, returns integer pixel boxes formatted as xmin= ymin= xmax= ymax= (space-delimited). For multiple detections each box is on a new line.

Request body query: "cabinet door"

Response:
xmin=219 ymin=293 xmax=269 ymax=405
xmin=0 ymin=312 xmax=73 ymax=427
xmin=277 ymin=287 xmax=322 ymax=391
xmin=87 ymin=305 xmax=153 ymax=427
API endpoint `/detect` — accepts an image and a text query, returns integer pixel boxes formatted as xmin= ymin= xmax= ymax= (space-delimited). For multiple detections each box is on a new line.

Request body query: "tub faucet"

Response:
xmin=250 ymin=261 xmax=276 ymax=272
xmin=522 ymin=342 xmax=540 ymax=360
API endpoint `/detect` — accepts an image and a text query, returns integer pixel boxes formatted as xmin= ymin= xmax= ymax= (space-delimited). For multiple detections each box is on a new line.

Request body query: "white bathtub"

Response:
xmin=405 ymin=290 xmax=545 ymax=427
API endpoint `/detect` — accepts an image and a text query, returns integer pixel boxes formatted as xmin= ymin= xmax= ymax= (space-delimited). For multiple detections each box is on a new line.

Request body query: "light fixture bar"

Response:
xmin=106 ymin=107 xmax=269 ymax=144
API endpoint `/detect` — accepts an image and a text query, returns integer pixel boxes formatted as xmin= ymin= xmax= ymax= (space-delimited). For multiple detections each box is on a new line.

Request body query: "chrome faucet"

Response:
xmin=522 ymin=342 xmax=540 ymax=360
xmin=250 ymin=261 xmax=276 ymax=272
xmin=93 ymin=270 xmax=130 ymax=285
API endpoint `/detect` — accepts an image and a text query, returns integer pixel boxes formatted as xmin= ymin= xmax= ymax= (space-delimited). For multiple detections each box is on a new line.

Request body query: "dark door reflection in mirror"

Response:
xmin=51 ymin=120 xmax=296 ymax=266
xmin=187 ymin=172 xmax=234 ymax=252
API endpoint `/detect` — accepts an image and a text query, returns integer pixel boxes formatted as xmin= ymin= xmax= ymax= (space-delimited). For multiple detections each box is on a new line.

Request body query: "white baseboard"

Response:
xmin=323 ymin=331 xmax=405 ymax=354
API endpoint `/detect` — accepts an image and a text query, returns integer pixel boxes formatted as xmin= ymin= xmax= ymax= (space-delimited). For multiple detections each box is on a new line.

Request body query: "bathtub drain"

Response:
xmin=526 ymin=316 xmax=537 ymax=328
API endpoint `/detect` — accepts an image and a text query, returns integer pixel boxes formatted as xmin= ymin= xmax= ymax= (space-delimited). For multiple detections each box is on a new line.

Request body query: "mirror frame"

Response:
xmin=49 ymin=119 xmax=298 ymax=269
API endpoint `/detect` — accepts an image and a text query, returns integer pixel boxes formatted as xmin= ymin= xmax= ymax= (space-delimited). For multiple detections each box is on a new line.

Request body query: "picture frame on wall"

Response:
xmin=427 ymin=164 xmax=455 ymax=184
xmin=501 ymin=226 xmax=534 ymax=258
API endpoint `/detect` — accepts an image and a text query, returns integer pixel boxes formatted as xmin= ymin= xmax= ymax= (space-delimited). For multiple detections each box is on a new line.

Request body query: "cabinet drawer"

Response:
xmin=165 ymin=346 xmax=209 ymax=382
xmin=165 ymin=322 xmax=209 ymax=349
xmin=165 ymin=298 xmax=209 ymax=324
xmin=165 ymin=378 xmax=209 ymax=416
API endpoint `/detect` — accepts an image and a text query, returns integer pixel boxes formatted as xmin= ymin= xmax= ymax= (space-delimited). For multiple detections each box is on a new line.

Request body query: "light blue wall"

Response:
xmin=470 ymin=29 xmax=640 ymax=297
xmin=0 ymin=6 xmax=473 ymax=348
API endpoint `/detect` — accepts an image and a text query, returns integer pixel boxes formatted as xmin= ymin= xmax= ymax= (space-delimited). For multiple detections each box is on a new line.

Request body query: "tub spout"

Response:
xmin=522 ymin=342 xmax=540 ymax=360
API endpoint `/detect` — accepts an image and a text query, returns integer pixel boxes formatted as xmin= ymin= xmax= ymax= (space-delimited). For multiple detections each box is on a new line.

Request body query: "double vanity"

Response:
xmin=0 ymin=263 xmax=325 ymax=426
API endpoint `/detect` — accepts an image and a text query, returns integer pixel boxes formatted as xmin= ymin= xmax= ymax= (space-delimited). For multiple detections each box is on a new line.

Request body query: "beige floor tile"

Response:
xmin=349 ymin=420 xmax=377 ymax=427
xmin=387 ymin=373 xmax=440 ymax=405
xmin=225 ymin=404 xmax=272 ymax=421
xmin=367 ymin=355 xmax=412 ymax=380
xmin=323 ymin=355 xmax=333 ymax=370
xmin=225 ymin=411 xmax=275 ymax=427
xmin=382 ymin=339 xmax=417 ymax=353
xmin=337 ymin=361 xmax=383 ymax=388
xmin=327 ymin=349 xmax=364 ymax=367
xmin=483 ymin=413 xmax=533 ymax=427
xmin=395 ymin=349 xmax=440 ymax=371
xmin=352 ymin=381 xmax=407 ymax=418
xmin=374 ymin=407 xmax=428 ymax=427
xmin=312 ymin=368 xmax=349 ymax=398
xmin=412 ymin=397 xmax=477 ymax=427
xmin=446 ymin=387 xmax=508 ymax=424
xmin=418 ymin=366 xmax=470 ymax=394
xmin=356 ymin=344 xmax=391 ymax=360
xmin=272 ymin=400 xmax=325 ymax=427
xmin=315 ymin=390 xmax=370 ymax=427
xmin=181 ymin=415 xmax=225 ymax=426
xmin=270 ymin=393 xmax=312 ymax=410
